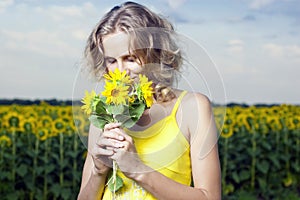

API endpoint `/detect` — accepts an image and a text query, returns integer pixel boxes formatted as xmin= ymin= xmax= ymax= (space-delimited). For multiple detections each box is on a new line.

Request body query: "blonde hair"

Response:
xmin=84 ymin=1 xmax=182 ymax=101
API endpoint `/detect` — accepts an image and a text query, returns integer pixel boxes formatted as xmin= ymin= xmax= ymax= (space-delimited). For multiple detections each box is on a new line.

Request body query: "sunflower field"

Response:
xmin=0 ymin=102 xmax=300 ymax=199
xmin=0 ymin=103 xmax=88 ymax=200
xmin=215 ymin=104 xmax=300 ymax=199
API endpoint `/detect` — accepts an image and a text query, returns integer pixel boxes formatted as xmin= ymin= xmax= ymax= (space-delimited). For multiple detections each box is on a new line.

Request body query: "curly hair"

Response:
xmin=84 ymin=1 xmax=182 ymax=82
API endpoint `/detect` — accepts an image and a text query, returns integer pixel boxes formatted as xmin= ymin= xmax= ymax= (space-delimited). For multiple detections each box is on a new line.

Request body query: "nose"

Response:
xmin=116 ymin=60 xmax=129 ymax=73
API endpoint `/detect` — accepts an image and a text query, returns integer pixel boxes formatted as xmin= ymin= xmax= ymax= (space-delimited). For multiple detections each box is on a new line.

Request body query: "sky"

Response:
xmin=0 ymin=0 xmax=299 ymax=105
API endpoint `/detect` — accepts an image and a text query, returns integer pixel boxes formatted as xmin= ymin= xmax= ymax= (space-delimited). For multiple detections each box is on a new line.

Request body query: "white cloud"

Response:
xmin=228 ymin=39 xmax=244 ymax=46
xmin=35 ymin=2 xmax=96 ymax=21
xmin=71 ymin=29 xmax=89 ymax=41
xmin=227 ymin=39 xmax=244 ymax=54
xmin=1 ymin=29 xmax=79 ymax=58
xmin=262 ymin=43 xmax=300 ymax=60
xmin=250 ymin=0 xmax=276 ymax=9
xmin=166 ymin=0 xmax=187 ymax=9
xmin=262 ymin=43 xmax=283 ymax=57
xmin=0 ymin=0 xmax=14 ymax=13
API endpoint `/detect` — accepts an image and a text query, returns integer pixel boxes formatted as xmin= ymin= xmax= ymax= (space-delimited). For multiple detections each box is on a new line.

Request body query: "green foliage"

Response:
xmin=1 ymin=104 xmax=300 ymax=199
xmin=219 ymin=128 xmax=300 ymax=199
xmin=0 ymin=131 xmax=86 ymax=200
xmin=106 ymin=171 xmax=124 ymax=192
xmin=90 ymin=97 xmax=146 ymax=129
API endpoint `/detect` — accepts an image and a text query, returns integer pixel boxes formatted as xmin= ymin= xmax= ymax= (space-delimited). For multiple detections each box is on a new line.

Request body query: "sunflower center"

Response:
xmin=111 ymin=89 xmax=120 ymax=97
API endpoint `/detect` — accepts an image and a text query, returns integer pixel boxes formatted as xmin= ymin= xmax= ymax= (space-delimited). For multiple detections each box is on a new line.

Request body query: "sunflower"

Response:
xmin=38 ymin=115 xmax=53 ymax=129
xmin=58 ymin=106 xmax=72 ymax=117
xmin=52 ymin=118 xmax=66 ymax=134
xmin=36 ymin=127 xmax=50 ymax=141
xmin=267 ymin=116 xmax=282 ymax=131
xmin=103 ymin=68 xmax=131 ymax=84
xmin=221 ymin=124 xmax=234 ymax=138
xmin=73 ymin=116 xmax=85 ymax=131
xmin=102 ymin=80 xmax=129 ymax=105
xmin=137 ymin=74 xmax=154 ymax=108
xmin=3 ymin=111 xmax=24 ymax=131
xmin=19 ymin=117 xmax=36 ymax=132
xmin=0 ymin=135 xmax=12 ymax=147
xmin=81 ymin=90 xmax=97 ymax=115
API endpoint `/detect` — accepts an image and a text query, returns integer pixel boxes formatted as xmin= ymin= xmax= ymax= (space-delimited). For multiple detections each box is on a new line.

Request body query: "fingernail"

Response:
xmin=118 ymin=135 xmax=124 ymax=140
xmin=116 ymin=143 xmax=123 ymax=148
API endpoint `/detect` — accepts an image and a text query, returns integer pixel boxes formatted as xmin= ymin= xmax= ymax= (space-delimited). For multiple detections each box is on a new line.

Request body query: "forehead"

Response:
xmin=102 ymin=32 xmax=131 ymax=58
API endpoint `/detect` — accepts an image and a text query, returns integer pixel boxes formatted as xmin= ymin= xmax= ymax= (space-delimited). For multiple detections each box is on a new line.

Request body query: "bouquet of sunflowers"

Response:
xmin=81 ymin=68 xmax=153 ymax=129
xmin=81 ymin=68 xmax=154 ymax=193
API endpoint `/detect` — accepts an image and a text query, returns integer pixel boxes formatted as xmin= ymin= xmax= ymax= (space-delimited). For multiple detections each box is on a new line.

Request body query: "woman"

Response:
xmin=77 ymin=2 xmax=221 ymax=199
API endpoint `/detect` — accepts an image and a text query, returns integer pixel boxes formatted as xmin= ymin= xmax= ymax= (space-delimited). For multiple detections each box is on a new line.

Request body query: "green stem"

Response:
xmin=296 ymin=130 xmax=300 ymax=172
xmin=11 ymin=130 xmax=16 ymax=187
xmin=251 ymin=128 xmax=256 ymax=190
xmin=59 ymin=132 xmax=64 ymax=187
xmin=0 ymin=145 xmax=4 ymax=166
xmin=221 ymin=138 xmax=228 ymax=195
xmin=276 ymin=130 xmax=280 ymax=154
xmin=113 ymin=160 xmax=117 ymax=199
xmin=30 ymin=137 xmax=39 ymax=200
xmin=284 ymin=128 xmax=290 ymax=173
xmin=73 ymin=132 xmax=78 ymax=190
xmin=43 ymin=138 xmax=49 ymax=200
xmin=0 ymin=144 xmax=4 ymax=171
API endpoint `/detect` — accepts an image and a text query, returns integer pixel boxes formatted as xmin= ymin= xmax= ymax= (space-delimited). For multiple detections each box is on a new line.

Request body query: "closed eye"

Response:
xmin=124 ymin=55 xmax=137 ymax=62
xmin=105 ymin=57 xmax=116 ymax=65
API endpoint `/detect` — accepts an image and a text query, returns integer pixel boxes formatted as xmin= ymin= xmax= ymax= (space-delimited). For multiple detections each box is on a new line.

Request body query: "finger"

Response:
xmin=113 ymin=140 xmax=131 ymax=153
xmin=112 ymin=129 xmax=133 ymax=144
xmin=102 ymin=129 xmax=125 ymax=141
xmin=104 ymin=122 xmax=122 ymax=131
xmin=97 ymin=136 xmax=125 ymax=149
xmin=93 ymin=146 xmax=114 ymax=156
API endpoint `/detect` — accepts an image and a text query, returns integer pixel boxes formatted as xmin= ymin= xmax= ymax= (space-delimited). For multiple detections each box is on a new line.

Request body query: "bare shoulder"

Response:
xmin=179 ymin=91 xmax=215 ymax=140
xmin=181 ymin=92 xmax=213 ymax=126
xmin=181 ymin=91 xmax=212 ymax=112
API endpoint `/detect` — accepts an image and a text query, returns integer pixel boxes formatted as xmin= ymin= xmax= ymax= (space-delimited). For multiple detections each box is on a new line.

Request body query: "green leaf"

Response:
xmin=232 ymin=171 xmax=240 ymax=183
xmin=6 ymin=193 xmax=19 ymax=200
xmin=16 ymin=164 xmax=28 ymax=177
xmin=114 ymin=114 xmax=131 ymax=124
xmin=122 ymin=118 xmax=138 ymax=128
xmin=107 ymin=174 xmax=124 ymax=193
xmin=261 ymin=141 xmax=272 ymax=150
xmin=256 ymin=160 xmax=269 ymax=174
xmin=61 ymin=188 xmax=72 ymax=199
xmin=89 ymin=115 xmax=109 ymax=129
xmin=114 ymin=114 xmax=139 ymax=128
xmin=107 ymin=104 xmax=125 ymax=115
xmin=257 ymin=177 xmax=267 ymax=191
xmin=129 ymin=103 xmax=145 ymax=120
xmin=269 ymin=154 xmax=280 ymax=169
xmin=45 ymin=164 xmax=56 ymax=173
xmin=95 ymin=99 xmax=106 ymax=115
xmin=50 ymin=184 xmax=61 ymax=198
xmin=239 ymin=170 xmax=250 ymax=181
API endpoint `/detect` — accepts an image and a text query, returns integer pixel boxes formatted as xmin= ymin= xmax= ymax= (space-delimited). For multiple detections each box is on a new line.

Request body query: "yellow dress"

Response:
xmin=102 ymin=91 xmax=191 ymax=199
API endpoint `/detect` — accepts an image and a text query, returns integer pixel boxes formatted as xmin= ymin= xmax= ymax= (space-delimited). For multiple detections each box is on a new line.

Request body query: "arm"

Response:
xmin=112 ymin=93 xmax=221 ymax=200
xmin=77 ymin=124 xmax=115 ymax=200
xmin=77 ymin=153 xmax=108 ymax=200
xmin=189 ymin=94 xmax=221 ymax=199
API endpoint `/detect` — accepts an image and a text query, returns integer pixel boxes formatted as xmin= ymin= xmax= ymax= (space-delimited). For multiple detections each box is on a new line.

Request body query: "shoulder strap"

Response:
xmin=171 ymin=91 xmax=188 ymax=116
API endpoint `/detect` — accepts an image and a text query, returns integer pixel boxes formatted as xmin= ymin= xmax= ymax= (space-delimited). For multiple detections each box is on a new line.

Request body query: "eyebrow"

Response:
xmin=104 ymin=56 xmax=116 ymax=61
xmin=104 ymin=54 xmax=137 ymax=60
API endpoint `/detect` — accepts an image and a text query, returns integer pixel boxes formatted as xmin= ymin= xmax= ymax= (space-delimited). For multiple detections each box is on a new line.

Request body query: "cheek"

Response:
xmin=106 ymin=64 xmax=118 ymax=72
xmin=129 ymin=63 xmax=143 ymax=74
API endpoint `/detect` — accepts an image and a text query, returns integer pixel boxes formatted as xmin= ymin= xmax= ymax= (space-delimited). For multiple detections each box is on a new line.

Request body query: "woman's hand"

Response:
xmin=102 ymin=123 xmax=147 ymax=179
xmin=90 ymin=123 xmax=122 ymax=175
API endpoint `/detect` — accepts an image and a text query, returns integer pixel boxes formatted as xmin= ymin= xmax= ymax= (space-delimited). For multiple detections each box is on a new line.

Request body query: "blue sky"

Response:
xmin=0 ymin=0 xmax=299 ymax=104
